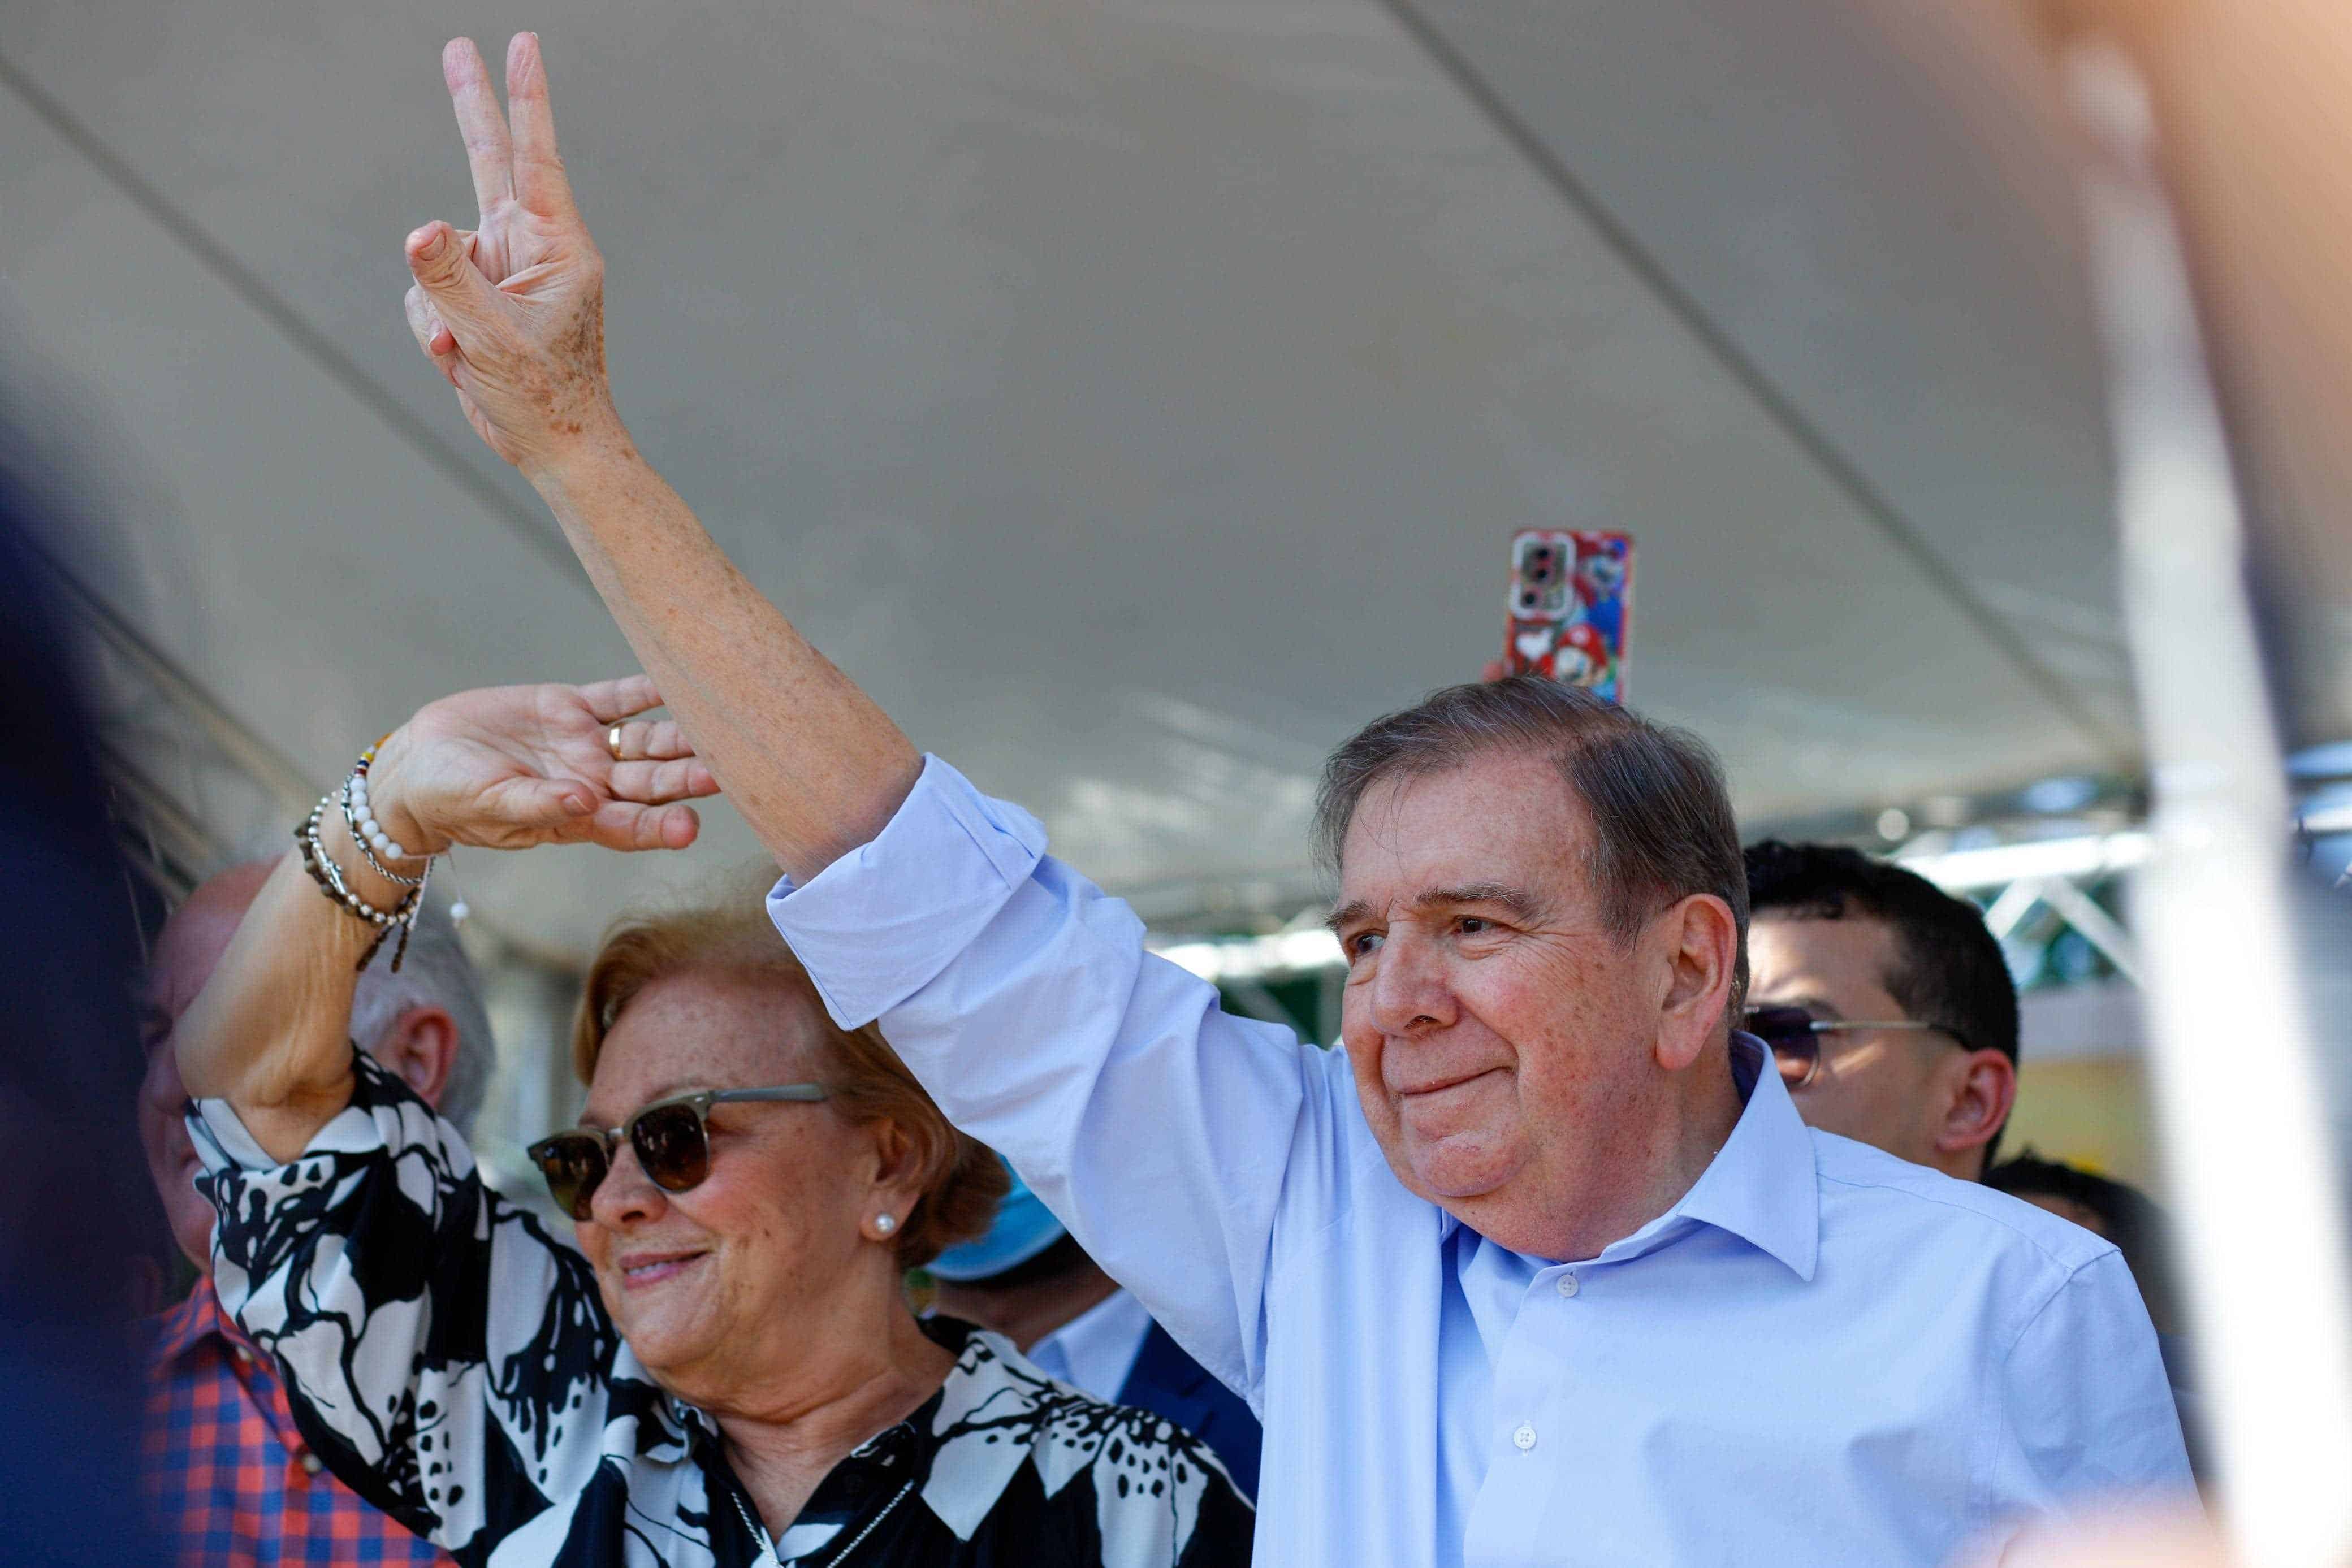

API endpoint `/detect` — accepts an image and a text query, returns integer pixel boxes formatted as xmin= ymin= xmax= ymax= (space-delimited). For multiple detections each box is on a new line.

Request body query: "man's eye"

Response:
xmin=1345 ymin=931 xmax=1383 ymax=960
xmin=1457 ymin=917 xmax=1493 ymax=935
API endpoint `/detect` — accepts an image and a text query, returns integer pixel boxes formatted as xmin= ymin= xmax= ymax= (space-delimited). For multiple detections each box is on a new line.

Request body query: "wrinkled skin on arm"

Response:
xmin=400 ymin=35 xmax=920 ymax=885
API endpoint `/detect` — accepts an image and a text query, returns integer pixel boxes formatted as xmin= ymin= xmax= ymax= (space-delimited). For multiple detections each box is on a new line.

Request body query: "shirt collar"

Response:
xmin=146 ymin=1279 xmax=253 ymax=1367
xmin=1664 ymin=1032 xmax=1821 ymax=1280
xmin=1435 ymin=1030 xmax=1821 ymax=1281
xmin=1027 ymin=1287 xmax=1154 ymax=1400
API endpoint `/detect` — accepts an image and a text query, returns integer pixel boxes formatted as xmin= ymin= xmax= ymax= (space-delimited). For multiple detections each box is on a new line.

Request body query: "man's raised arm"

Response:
xmin=401 ymin=34 xmax=916 ymax=881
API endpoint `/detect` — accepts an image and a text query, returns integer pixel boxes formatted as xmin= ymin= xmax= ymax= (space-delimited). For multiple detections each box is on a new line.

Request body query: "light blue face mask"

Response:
xmin=925 ymin=1155 xmax=1067 ymax=1282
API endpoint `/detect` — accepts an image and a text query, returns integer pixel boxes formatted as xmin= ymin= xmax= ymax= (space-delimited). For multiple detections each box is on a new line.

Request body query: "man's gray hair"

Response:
xmin=348 ymin=889 xmax=495 ymax=1137
xmin=1314 ymin=677 xmax=1749 ymax=1013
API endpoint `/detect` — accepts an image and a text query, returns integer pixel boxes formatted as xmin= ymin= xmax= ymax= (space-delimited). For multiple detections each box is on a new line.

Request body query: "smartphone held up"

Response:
xmin=1503 ymin=528 xmax=1633 ymax=702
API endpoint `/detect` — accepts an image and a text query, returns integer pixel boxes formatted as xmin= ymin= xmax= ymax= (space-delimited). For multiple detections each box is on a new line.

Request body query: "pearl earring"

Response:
xmin=874 ymin=1214 xmax=897 ymax=1236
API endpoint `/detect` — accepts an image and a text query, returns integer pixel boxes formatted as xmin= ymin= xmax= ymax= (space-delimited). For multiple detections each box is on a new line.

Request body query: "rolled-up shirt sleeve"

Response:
xmin=772 ymin=756 xmax=1338 ymax=1406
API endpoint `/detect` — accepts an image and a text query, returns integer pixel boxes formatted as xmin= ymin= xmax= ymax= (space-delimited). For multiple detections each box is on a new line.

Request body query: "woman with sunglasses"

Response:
xmin=168 ymin=677 xmax=1254 ymax=1568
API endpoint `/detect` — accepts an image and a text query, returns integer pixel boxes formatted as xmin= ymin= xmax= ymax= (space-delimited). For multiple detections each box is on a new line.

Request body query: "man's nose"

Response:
xmin=1367 ymin=928 xmax=1459 ymax=1036
xmin=587 ymin=1137 xmax=668 ymax=1230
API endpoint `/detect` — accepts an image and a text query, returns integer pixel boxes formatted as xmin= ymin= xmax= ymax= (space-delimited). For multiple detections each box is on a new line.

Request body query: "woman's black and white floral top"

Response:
xmin=187 ymin=1052 xmax=1253 ymax=1567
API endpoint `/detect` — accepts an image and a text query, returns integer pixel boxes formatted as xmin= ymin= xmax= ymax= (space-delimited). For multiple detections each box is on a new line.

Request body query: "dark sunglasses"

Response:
xmin=526 ymin=1084 xmax=829 ymax=1220
xmin=1742 ymin=1004 xmax=1965 ymax=1091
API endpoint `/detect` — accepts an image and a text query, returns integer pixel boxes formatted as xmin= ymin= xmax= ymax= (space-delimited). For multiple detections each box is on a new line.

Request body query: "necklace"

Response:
xmin=728 ymin=1476 xmax=914 ymax=1567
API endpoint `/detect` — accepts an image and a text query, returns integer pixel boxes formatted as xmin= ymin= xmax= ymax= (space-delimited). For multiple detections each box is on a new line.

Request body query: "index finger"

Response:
xmin=443 ymin=38 xmax=513 ymax=214
xmin=577 ymin=674 xmax=665 ymax=724
xmin=505 ymin=32 xmax=577 ymax=217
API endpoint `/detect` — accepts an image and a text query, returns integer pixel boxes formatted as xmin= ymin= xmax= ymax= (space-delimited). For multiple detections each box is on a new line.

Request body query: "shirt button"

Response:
xmin=1512 ymin=1423 xmax=1538 ymax=1452
xmin=1556 ymin=1272 xmax=1580 ymax=1298
xmin=299 ymin=1453 xmax=323 ymax=1476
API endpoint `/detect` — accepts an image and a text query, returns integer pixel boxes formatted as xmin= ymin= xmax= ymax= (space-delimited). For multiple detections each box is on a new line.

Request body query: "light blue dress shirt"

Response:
xmin=1024 ymin=1287 xmax=1156 ymax=1402
xmin=771 ymin=757 xmax=2191 ymax=1566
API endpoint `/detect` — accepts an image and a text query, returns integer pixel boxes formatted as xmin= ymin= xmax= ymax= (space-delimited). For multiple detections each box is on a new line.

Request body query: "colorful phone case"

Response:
xmin=1503 ymin=529 xmax=1633 ymax=703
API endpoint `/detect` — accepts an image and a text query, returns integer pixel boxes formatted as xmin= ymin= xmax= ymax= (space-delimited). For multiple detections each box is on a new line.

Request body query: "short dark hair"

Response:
xmin=1984 ymin=1152 xmax=2181 ymax=1335
xmin=1316 ymin=677 xmax=1749 ymax=1015
xmin=1746 ymin=841 xmax=2019 ymax=1163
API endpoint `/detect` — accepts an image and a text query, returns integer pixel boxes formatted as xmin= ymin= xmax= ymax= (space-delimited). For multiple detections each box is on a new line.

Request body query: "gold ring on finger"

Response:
xmin=607 ymin=724 xmax=626 ymax=762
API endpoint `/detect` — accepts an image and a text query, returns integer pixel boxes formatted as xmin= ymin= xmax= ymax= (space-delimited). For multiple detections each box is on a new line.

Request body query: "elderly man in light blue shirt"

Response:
xmin=392 ymin=38 xmax=2190 ymax=1563
xmin=760 ymin=705 xmax=2190 ymax=1566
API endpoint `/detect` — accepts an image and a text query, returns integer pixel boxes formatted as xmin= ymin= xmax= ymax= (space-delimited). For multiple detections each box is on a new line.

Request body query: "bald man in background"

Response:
xmin=136 ymin=859 xmax=494 ymax=1568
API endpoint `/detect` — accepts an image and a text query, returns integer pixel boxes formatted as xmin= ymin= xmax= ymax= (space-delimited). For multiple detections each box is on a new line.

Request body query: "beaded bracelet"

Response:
xmin=340 ymin=740 xmax=429 ymax=887
xmin=293 ymin=792 xmax=427 ymax=973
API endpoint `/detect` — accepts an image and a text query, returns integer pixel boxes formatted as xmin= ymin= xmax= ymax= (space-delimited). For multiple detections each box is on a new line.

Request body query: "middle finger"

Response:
xmin=443 ymin=38 xmax=514 ymax=214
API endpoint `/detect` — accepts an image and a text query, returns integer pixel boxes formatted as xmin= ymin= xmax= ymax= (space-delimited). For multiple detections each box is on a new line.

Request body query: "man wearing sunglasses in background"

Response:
xmin=1741 ymin=840 xmax=2208 ymax=1476
xmin=1741 ymin=841 xmax=2019 ymax=1180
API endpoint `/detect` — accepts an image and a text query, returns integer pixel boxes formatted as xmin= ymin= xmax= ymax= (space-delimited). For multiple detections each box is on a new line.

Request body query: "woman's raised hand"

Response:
xmin=402 ymin=34 xmax=619 ymax=477
xmin=365 ymin=677 xmax=719 ymax=856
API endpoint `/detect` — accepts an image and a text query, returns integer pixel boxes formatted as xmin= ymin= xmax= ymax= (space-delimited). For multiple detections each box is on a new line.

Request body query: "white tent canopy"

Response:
xmin=0 ymin=0 xmax=2243 ymax=963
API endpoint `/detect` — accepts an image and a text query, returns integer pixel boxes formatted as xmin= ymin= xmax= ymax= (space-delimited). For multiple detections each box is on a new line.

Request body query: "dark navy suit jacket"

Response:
xmin=1116 ymin=1321 xmax=1263 ymax=1502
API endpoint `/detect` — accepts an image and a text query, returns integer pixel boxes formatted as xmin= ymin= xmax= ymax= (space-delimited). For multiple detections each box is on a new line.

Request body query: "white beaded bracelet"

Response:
xmin=339 ymin=743 xmax=427 ymax=888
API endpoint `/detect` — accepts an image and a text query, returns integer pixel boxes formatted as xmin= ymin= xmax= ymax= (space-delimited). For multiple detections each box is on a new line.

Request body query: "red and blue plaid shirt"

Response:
xmin=142 ymin=1284 xmax=458 ymax=1568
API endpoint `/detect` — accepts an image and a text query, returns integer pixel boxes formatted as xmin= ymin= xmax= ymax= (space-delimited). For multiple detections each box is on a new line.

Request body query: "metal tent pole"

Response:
xmin=2067 ymin=40 xmax=2352 ymax=1566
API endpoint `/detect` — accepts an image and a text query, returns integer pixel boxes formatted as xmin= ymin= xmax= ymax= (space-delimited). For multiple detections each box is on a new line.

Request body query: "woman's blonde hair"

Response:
xmin=570 ymin=883 xmax=1006 ymax=1270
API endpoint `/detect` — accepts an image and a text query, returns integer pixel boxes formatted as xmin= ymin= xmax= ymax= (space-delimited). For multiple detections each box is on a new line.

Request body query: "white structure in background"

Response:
xmin=1149 ymin=820 xmax=2158 ymax=1007
xmin=2069 ymin=40 xmax=2352 ymax=1568
xmin=1148 ymin=769 xmax=2352 ymax=1023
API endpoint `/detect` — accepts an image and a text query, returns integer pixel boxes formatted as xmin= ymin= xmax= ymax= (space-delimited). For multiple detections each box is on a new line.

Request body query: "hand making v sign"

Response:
xmin=400 ymin=31 xmax=926 ymax=884
xmin=403 ymin=34 xmax=622 ymax=478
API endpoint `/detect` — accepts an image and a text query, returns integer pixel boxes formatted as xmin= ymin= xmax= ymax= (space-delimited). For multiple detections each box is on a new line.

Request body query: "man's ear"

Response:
xmin=370 ymin=1004 xmax=459 ymax=1110
xmin=1935 ymin=1049 xmax=2018 ymax=1172
xmin=1654 ymin=894 xmax=1740 ymax=1073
